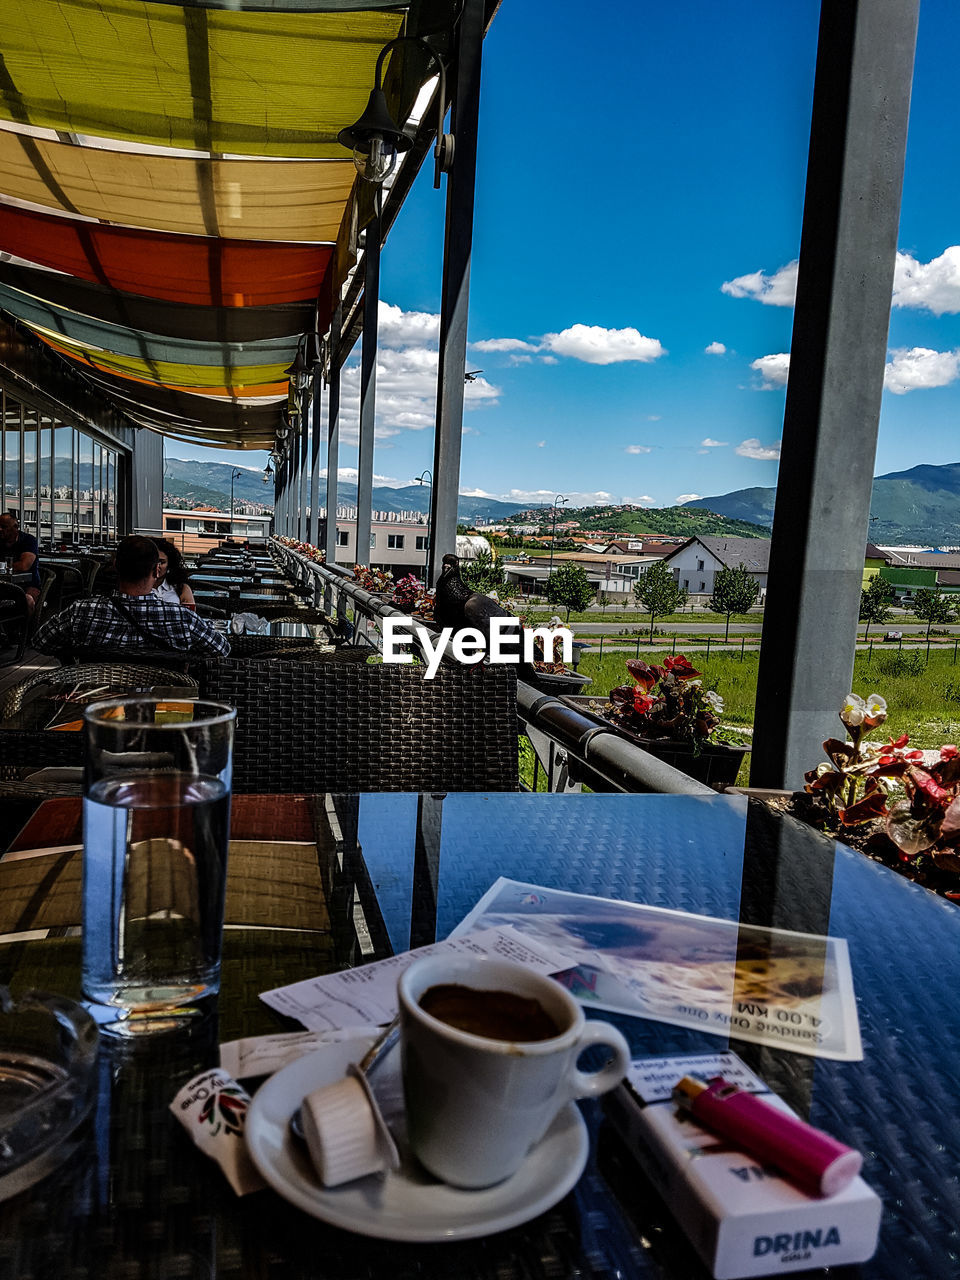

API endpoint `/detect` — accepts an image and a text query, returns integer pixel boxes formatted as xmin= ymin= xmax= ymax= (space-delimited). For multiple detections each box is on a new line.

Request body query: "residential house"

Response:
xmin=502 ymin=550 xmax=659 ymax=600
xmin=662 ymin=536 xmax=770 ymax=599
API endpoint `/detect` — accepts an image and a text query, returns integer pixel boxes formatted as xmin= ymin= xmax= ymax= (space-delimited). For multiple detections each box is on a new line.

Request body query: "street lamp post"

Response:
xmin=547 ymin=494 xmax=568 ymax=584
xmin=229 ymin=468 xmax=243 ymax=539
xmin=415 ymin=469 xmax=432 ymax=571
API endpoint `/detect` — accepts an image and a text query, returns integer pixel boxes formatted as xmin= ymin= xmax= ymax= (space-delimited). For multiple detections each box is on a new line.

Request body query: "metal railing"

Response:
xmin=270 ymin=539 xmax=713 ymax=796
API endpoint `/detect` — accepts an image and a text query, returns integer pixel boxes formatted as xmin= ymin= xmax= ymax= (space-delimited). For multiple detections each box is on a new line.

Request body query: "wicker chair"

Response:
xmin=198 ymin=660 xmax=519 ymax=794
xmin=0 ymin=582 xmax=30 ymax=664
xmin=0 ymin=662 xmax=199 ymax=781
xmin=0 ymin=662 xmax=199 ymax=721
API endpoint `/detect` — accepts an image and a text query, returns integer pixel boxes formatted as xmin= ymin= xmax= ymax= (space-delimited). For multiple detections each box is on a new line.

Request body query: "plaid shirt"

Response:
xmin=34 ymin=591 xmax=231 ymax=657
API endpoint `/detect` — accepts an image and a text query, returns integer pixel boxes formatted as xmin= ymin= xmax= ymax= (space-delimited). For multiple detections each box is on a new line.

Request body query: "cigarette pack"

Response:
xmin=604 ymin=1052 xmax=881 ymax=1279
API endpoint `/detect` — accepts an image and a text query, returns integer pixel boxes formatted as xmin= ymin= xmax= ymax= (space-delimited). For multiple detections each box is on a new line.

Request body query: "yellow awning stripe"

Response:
xmin=32 ymin=324 xmax=289 ymax=389
xmin=0 ymin=130 xmax=356 ymax=240
xmin=0 ymin=2 xmax=404 ymax=157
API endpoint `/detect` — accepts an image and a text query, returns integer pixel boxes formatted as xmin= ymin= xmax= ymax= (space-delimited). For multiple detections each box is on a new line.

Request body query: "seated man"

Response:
xmin=0 ymin=513 xmax=41 ymax=615
xmin=34 ymin=535 xmax=230 ymax=658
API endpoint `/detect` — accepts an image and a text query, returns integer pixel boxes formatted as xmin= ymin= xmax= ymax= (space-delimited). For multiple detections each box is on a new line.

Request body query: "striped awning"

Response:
xmin=0 ymin=0 xmax=452 ymax=448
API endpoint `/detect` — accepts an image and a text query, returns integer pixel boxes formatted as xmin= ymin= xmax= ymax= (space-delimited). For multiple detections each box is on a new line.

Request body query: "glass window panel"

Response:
xmin=2 ymin=393 xmax=22 ymax=519
xmin=78 ymin=434 xmax=94 ymax=534
xmin=21 ymin=405 xmax=38 ymax=538
xmin=54 ymin=425 xmax=74 ymax=541
xmin=39 ymin=417 xmax=53 ymax=545
xmin=106 ymin=450 xmax=116 ymax=538
xmin=92 ymin=442 xmax=103 ymax=540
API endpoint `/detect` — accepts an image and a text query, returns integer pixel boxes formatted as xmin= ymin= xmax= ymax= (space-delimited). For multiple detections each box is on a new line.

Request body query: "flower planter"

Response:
xmin=525 ymin=669 xmax=592 ymax=697
xmin=561 ymin=695 xmax=749 ymax=791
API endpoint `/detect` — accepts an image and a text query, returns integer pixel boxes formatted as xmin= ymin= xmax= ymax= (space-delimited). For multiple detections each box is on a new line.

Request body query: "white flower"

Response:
xmin=840 ymin=694 xmax=867 ymax=727
xmin=703 ymin=690 xmax=724 ymax=712
xmin=864 ymin=694 xmax=887 ymax=723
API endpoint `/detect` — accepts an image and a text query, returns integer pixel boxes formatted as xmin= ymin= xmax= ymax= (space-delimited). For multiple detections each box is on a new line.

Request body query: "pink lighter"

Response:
xmin=672 ymin=1075 xmax=862 ymax=1198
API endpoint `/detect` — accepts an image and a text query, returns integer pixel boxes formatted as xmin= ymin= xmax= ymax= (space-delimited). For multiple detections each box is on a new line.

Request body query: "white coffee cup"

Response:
xmin=398 ymin=954 xmax=630 ymax=1188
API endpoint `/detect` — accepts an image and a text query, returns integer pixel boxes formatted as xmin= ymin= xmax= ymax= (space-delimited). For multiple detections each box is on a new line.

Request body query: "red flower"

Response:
xmin=662 ymin=654 xmax=700 ymax=680
xmin=941 ymin=745 xmax=959 ymax=760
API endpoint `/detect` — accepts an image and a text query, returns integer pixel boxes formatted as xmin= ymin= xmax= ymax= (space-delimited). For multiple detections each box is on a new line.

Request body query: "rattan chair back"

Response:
xmin=0 ymin=662 xmax=199 ymax=720
xmin=0 ymin=582 xmax=30 ymax=664
xmin=199 ymin=661 xmax=519 ymax=793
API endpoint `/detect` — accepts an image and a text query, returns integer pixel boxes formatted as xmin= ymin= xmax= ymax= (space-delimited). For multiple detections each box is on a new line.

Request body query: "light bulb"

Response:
xmin=354 ymin=134 xmax=398 ymax=184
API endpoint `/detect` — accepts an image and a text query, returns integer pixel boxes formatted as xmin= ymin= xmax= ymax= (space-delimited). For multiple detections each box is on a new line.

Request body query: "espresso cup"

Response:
xmin=398 ymin=954 xmax=631 ymax=1188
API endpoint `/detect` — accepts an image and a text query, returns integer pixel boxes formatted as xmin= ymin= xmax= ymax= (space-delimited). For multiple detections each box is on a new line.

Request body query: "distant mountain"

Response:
xmin=681 ymin=461 xmax=960 ymax=546
xmin=682 ymin=487 xmax=777 ymax=528
xmin=575 ymin=503 xmax=770 ymax=540
xmin=165 ymin=458 xmax=273 ymax=509
xmin=164 ymin=459 xmax=527 ymax=522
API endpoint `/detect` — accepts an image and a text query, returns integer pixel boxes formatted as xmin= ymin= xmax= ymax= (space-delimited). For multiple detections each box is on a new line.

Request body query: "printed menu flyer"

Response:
xmin=453 ymin=878 xmax=862 ymax=1061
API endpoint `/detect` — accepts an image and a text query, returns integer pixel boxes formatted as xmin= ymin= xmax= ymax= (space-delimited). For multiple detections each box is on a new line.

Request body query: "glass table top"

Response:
xmin=1 ymin=791 xmax=958 ymax=1279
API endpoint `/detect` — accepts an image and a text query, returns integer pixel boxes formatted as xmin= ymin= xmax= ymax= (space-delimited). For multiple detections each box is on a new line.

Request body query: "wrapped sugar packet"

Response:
xmin=220 ymin=1025 xmax=382 ymax=1080
xmin=170 ymin=1067 xmax=266 ymax=1195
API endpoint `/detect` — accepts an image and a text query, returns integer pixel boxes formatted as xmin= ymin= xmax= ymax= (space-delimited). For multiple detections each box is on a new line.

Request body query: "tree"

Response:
xmin=544 ymin=563 xmax=594 ymax=621
xmin=859 ymin=574 xmax=894 ymax=639
xmin=461 ymin=549 xmax=505 ymax=594
xmin=910 ymin=586 xmax=956 ymax=640
xmin=709 ymin=563 xmax=760 ymax=642
xmin=456 ymin=523 xmax=469 ymax=535
xmin=633 ymin=561 xmax=687 ymax=642
xmin=596 ymin=591 xmax=610 ymax=615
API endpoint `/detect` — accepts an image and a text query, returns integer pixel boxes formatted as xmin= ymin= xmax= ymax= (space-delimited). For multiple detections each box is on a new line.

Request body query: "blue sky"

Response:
xmin=176 ymin=0 xmax=960 ymax=511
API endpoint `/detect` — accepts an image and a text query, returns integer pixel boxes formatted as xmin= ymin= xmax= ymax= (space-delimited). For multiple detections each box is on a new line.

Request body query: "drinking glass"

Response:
xmin=81 ymin=698 xmax=235 ymax=1034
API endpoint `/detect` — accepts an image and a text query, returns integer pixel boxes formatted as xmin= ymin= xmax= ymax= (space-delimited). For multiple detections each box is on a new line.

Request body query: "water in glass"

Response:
xmin=82 ymin=771 xmax=231 ymax=1013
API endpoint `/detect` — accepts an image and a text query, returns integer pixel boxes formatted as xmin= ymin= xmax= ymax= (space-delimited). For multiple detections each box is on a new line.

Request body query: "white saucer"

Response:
xmin=245 ymin=1034 xmax=589 ymax=1241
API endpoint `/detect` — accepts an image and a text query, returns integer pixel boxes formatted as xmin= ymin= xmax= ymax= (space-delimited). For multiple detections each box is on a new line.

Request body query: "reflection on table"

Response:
xmin=1 ymin=791 xmax=958 ymax=1278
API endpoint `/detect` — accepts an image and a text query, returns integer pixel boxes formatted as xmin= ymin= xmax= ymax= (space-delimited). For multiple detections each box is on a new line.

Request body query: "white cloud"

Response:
xmin=536 ymin=440 xmax=546 ymax=447
xmin=723 ymin=247 xmax=960 ymax=316
xmin=892 ymin=247 xmax=960 ymax=315
xmin=750 ymin=352 xmax=791 ymax=388
xmin=736 ymin=438 xmax=781 ymax=461
xmin=470 ymin=337 xmax=537 ymax=353
xmin=377 ymin=300 xmax=440 ymax=345
xmin=705 ymin=341 xmax=727 ymax=355
xmin=625 ymin=444 xmax=652 ymax=454
xmin=636 ymin=495 xmax=655 ymax=504
xmin=542 ymin=324 xmax=665 ymax=365
xmin=470 ymin=326 xmax=665 ymax=367
xmin=675 ymin=493 xmax=702 ymax=504
xmin=319 ymin=467 xmax=402 ymax=486
xmin=338 ymin=303 xmax=502 ymax=444
xmin=884 ymin=346 xmax=960 ymax=394
xmin=700 ymin=437 xmax=728 ymax=448
xmin=722 ymin=261 xmax=798 ymax=306
xmin=646 ymin=414 xmax=661 ymax=421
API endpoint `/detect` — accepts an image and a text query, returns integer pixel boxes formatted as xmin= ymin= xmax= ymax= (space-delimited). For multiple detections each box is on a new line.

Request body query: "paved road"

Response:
xmin=563 ymin=620 xmax=958 ymax=636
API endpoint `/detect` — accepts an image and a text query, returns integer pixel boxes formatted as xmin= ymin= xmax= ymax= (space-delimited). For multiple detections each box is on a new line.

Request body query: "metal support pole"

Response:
xmin=309 ymin=368 xmax=323 ymax=547
xmin=750 ymin=0 xmax=918 ymax=788
xmin=356 ymin=206 xmax=380 ymax=568
xmin=298 ymin=401 xmax=310 ymax=542
xmin=427 ymin=0 xmax=484 ymax=584
xmin=325 ymin=305 xmax=343 ymax=576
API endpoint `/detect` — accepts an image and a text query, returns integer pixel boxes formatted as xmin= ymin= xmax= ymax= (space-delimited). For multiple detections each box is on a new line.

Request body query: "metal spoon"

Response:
xmin=289 ymin=1016 xmax=401 ymax=1143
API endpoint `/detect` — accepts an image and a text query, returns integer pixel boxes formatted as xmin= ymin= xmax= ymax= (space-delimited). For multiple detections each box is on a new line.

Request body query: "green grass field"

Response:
xmin=578 ymin=648 xmax=960 ymax=746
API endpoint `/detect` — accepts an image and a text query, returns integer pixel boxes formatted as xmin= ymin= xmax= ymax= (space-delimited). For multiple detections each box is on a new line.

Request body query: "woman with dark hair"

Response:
xmin=152 ymin=538 xmax=196 ymax=611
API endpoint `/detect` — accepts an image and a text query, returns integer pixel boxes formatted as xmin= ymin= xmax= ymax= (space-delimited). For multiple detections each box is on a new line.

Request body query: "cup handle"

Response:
xmin=565 ymin=1021 xmax=631 ymax=1099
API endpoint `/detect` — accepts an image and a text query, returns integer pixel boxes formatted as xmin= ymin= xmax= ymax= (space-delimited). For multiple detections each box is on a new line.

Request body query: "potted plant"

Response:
xmin=352 ymin=564 xmax=394 ymax=596
xmin=390 ymin=574 xmax=435 ymax=620
xmin=800 ymin=693 xmax=960 ymax=899
xmin=521 ymin=614 xmax=592 ymax=696
xmin=564 ymin=654 xmax=747 ymax=789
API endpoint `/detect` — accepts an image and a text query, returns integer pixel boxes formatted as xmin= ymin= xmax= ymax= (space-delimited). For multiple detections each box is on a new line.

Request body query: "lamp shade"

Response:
xmin=337 ymin=88 xmax=411 ymax=183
